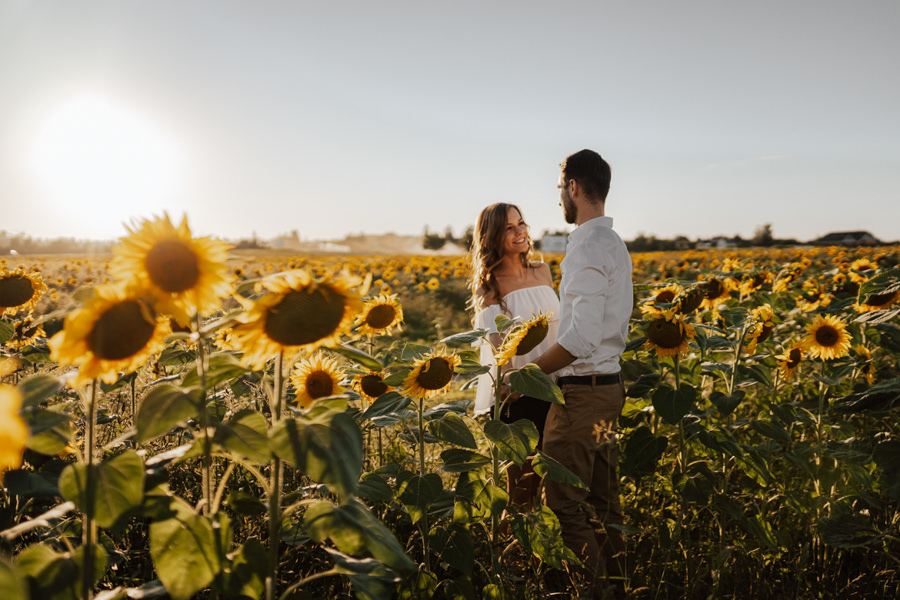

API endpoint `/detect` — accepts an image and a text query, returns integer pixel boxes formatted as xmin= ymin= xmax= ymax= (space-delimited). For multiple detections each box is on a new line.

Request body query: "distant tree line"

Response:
xmin=0 ymin=232 xmax=114 ymax=256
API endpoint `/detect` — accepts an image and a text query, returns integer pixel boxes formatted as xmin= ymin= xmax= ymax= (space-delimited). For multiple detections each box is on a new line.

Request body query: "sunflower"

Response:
xmin=426 ymin=277 xmax=440 ymax=290
xmin=803 ymin=314 xmax=852 ymax=361
xmin=776 ymin=342 xmax=803 ymax=380
xmin=108 ymin=213 xmax=234 ymax=325
xmin=402 ymin=348 xmax=461 ymax=400
xmin=853 ymin=344 xmax=876 ymax=384
xmin=848 ymin=257 xmax=878 ymax=283
xmin=739 ymin=270 xmax=771 ymax=298
xmin=675 ymin=287 xmax=705 ymax=314
xmin=855 ymin=290 xmax=898 ymax=313
xmin=355 ymin=294 xmax=404 ymax=336
xmin=796 ymin=281 xmax=832 ymax=312
xmin=744 ymin=304 xmax=775 ymax=354
xmin=290 ymin=353 xmax=346 ymax=407
xmin=648 ymin=284 xmax=683 ymax=306
xmin=355 ymin=370 xmax=392 ymax=402
xmin=645 ymin=309 xmax=696 ymax=358
xmin=0 ymin=268 xmax=47 ymax=317
xmin=0 ymin=384 xmax=29 ymax=476
xmin=494 ymin=312 xmax=551 ymax=367
xmin=4 ymin=316 xmax=45 ymax=350
xmin=49 ymin=281 xmax=171 ymax=387
xmin=700 ymin=276 xmax=732 ymax=310
xmin=231 ymin=270 xmax=363 ymax=369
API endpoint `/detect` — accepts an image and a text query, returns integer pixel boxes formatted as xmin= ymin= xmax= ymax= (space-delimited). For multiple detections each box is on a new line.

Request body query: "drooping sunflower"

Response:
xmin=853 ymin=344 xmax=876 ymax=384
xmin=803 ymin=313 xmax=852 ymax=361
xmin=108 ymin=213 xmax=234 ymax=325
xmin=645 ymin=309 xmax=696 ymax=358
xmin=290 ymin=353 xmax=346 ymax=407
xmin=231 ymin=270 xmax=363 ymax=369
xmin=744 ymin=304 xmax=775 ymax=354
xmin=649 ymin=284 xmax=683 ymax=306
xmin=49 ymin=281 xmax=171 ymax=387
xmin=355 ymin=370 xmax=392 ymax=402
xmin=739 ymin=270 xmax=772 ymax=298
xmin=675 ymin=287 xmax=705 ymax=315
xmin=355 ymin=294 xmax=404 ymax=336
xmin=0 ymin=384 xmax=29 ymax=476
xmin=776 ymin=341 xmax=804 ymax=380
xmin=402 ymin=348 xmax=461 ymax=400
xmin=856 ymin=290 xmax=898 ymax=313
xmin=494 ymin=312 xmax=551 ymax=367
xmin=0 ymin=268 xmax=47 ymax=317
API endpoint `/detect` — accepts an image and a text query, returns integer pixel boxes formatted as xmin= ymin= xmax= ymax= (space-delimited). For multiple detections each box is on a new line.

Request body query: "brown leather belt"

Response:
xmin=556 ymin=373 xmax=621 ymax=386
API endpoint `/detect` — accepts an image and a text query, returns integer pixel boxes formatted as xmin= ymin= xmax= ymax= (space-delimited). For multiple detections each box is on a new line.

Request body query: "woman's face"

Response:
xmin=502 ymin=206 xmax=529 ymax=256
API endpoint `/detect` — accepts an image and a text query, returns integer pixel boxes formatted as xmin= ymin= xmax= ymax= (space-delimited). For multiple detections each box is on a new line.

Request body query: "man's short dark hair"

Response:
xmin=560 ymin=149 xmax=611 ymax=202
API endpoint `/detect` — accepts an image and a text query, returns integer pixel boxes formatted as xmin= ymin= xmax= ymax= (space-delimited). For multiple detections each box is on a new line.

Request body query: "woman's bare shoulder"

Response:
xmin=474 ymin=285 xmax=500 ymax=309
xmin=530 ymin=262 xmax=554 ymax=286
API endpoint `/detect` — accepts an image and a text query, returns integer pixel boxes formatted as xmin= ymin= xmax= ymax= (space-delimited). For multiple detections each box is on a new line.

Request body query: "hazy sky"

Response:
xmin=3 ymin=1 xmax=899 ymax=244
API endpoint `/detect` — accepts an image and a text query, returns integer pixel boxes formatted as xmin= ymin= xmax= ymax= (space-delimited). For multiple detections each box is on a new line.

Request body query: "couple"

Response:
xmin=469 ymin=149 xmax=633 ymax=596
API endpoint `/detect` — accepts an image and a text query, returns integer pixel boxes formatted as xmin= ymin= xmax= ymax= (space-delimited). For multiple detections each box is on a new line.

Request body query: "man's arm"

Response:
xmin=533 ymin=342 xmax=576 ymax=375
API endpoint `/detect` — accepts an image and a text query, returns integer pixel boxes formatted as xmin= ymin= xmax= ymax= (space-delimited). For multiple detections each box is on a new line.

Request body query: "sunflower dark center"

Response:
xmin=865 ymin=291 xmax=896 ymax=307
xmin=705 ymin=279 xmax=724 ymax=300
xmin=366 ymin=304 xmax=397 ymax=330
xmin=144 ymin=240 xmax=201 ymax=293
xmin=264 ymin=287 xmax=346 ymax=346
xmin=678 ymin=290 xmax=703 ymax=314
xmin=416 ymin=357 xmax=454 ymax=390
xmin=305 ymin=371 xmax=334 ymax=400
xmin=655 ymin=290 xmax=676 ymax=304
xmin=787 ymin=348 xmax=802 ymax=368
xmin=815 ymin=325 xmax=839 ymax=347
xmin=361 ymin=374 xmax=388 ymax=398
xmin=647 ymin=319 xmax=684 ymax=349
xmin=0 ymin=275 xmax=35 ymax=308
xmin=88 ymin=300 xmax=157 ymax=360
xmin=515 ymin=322 xmax=549 ymax=356
xmin=757 ymin=324 xmax=773 ymax=344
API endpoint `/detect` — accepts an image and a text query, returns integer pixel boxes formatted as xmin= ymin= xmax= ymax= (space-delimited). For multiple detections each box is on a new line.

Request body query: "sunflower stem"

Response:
xmin=267 ymin=351 xmax=285 ymax=600
xmin=416 ymin=394 xmax=431 ymax=571
xmin=82 ymin=379 xmax=98 ymax=600
xmin=195 ymin=313 xmax=213 ymax=516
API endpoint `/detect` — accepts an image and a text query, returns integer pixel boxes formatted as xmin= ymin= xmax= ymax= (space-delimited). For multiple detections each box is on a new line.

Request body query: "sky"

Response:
xmin=2 ymin=1 xmax=899 ymax=245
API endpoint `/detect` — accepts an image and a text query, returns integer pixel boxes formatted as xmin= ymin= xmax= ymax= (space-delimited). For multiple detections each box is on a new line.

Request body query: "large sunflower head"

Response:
xmin=0 ymin=268 xmax=48 ymax=317
xmin=49 ymin=281 xmax=171 ymax=387
xmin=355 ymin=370 xmax=392 ymax=402
xmin=776 ymin=341 xmax=804 ymax=380
xmin=494 ymin=312 xmax=551 ymax=367
xmin=355 ymin=294 xmax=404 ymax=336
xmin=108 ymin=213 xmax=234 ymax=325
xmin=803 ymin=313 xmax=852 ymax=361
xmin=232 ymin=270 xmax=363 ymax=369
xmin=649 ymin=284 xmax=683 ymax=306
xmin=645 ymin=309 xmax=696 ymax=358
xmin=0 ymin=384 xmax=29 ymax=476
xmin=675 ymin=287 xmax=705 ymax=315
xmin=290 ymin=353 xmax=346 ymax=407
xmin=402 ymin=348 xmax=461 ymax=400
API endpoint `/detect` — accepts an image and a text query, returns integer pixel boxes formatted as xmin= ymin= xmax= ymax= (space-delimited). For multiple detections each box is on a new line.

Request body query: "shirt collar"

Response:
xmin=569 ymin=215 xmax=614 ymax=242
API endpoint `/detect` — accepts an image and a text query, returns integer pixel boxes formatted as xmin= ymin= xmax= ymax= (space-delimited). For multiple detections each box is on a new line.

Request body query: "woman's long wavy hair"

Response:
xmin=468 ymin=202 xmax=534 ymax=314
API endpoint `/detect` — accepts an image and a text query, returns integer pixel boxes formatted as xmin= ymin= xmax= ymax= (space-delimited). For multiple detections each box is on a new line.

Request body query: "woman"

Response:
xmin=469 ymin=202 xmax=560 ymax=509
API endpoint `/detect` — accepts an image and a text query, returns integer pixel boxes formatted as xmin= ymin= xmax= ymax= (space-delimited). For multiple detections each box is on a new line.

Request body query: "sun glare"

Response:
xmin=30 ymin=94 xmax=185 ymax=233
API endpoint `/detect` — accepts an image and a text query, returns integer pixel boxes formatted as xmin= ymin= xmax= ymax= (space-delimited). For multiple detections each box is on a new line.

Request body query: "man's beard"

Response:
xmin=562 ymin=194 xmax=577 ymax=224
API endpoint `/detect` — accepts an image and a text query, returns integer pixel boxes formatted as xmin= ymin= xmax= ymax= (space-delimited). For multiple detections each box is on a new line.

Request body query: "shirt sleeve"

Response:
xmin=556 ymin=243 xmax=610 ymax=359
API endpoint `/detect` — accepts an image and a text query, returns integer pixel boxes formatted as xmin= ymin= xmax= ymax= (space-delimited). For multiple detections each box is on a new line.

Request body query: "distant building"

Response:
xmin=811 ymin=231 xmax=880 ymax=247
xmin=541 ymin=235 xmax=567 ymax=253
xmin=696 ymin=237 xmax=736 ymax=249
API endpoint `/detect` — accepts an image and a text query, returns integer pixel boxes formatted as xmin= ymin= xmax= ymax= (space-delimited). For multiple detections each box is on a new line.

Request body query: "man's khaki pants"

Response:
xmin=543 ymin=379 xmax=626 ymax=592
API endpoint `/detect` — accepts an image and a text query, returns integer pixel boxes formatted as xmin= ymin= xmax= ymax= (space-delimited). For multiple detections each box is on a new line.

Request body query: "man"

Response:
xmin=533 ymin=149 xmax=633 ymax=597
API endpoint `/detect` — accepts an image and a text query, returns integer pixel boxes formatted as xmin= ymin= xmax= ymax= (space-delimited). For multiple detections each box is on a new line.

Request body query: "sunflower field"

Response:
xmin=1 ymin=215 xmax=899 ymax=599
